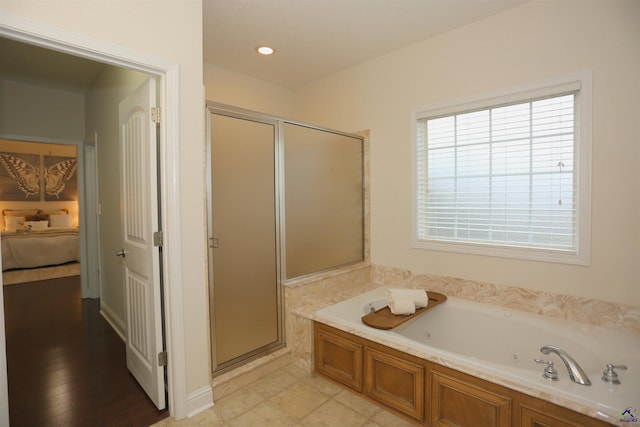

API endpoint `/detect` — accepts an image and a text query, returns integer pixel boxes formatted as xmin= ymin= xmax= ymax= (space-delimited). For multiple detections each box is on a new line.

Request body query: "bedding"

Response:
xmin=1 ymin=227 xmax=79 ymax=271
xmin=2 ymin=208 xmax=70 ymax=231
xmin=4 ymin=216 xmax=25 ymax=232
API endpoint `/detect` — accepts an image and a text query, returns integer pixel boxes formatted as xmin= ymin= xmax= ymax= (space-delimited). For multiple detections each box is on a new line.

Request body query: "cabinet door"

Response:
xmin=430 ymin=370 xmax=511 ymax=427
xmin=315 ymin=325 xmax=363 ymax=392
xmin=520 ymin=403 xmax=611 ymax=427
xmin=364 ymin=348 xmax=425 ymax=421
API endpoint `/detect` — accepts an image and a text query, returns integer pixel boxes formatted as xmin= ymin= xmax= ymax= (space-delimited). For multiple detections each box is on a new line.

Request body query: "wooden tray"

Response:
xmin=361 ymin=291 xmax=447 ymax=330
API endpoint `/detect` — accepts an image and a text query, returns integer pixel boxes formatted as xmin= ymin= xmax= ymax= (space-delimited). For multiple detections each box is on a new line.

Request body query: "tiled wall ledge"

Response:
xmin=371 ymin=265 xmax=640 ymax=334
xmin=284 ymin=263 xmax=640 ymax=370
xmin=284 ymin=262 xmax=377 ymax=372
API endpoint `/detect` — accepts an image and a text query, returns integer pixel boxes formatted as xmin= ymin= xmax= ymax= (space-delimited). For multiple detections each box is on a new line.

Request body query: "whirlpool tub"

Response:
xmin=314 ymin=286 xmax=640 ymax=425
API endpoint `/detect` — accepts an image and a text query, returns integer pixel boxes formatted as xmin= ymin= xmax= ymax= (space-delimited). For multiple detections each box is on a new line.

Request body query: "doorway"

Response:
xmin=0 ymin=24 xmax=181 ymax=421
xmin=0 ymin=138 xmax=82 ymax=286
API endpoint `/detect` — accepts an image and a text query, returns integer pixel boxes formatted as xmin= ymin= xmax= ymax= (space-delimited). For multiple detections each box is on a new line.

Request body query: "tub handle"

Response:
xmin=534 ymin=358 xmax=559 ymax=381
xmin=602 ymin=363 xmax=627 ymax=384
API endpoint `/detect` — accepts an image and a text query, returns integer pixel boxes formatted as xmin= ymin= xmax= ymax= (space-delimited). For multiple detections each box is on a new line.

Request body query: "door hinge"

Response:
xmin=153 ymin=231 xmax=163 ymax=247
xmin=158 ymin=351 xmax=168 ymax=367
xmin=151 ymin=107 xmax=161 ymax=124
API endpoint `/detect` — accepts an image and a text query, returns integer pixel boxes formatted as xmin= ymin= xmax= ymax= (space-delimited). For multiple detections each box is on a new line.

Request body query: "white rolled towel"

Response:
xmin=388 ymin=288 xmax=429 ymax=308
xmin=386 ymin=294 xmax=416 ymax=315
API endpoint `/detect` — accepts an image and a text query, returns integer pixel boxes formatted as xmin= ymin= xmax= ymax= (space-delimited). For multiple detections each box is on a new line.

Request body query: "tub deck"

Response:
xmin=314 ymin=286 xmax=640 ymax=426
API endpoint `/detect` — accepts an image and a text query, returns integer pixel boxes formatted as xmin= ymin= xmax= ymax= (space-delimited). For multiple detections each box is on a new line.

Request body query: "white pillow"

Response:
xmin=24 ymin=220 xmax=49 ymax=230
xmin=49 ymin=214 xmax=72 ymax=228
xmin=4 ymin=216 xmax=25 ymax=232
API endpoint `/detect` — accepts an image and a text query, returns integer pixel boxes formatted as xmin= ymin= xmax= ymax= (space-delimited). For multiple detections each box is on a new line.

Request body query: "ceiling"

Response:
xmin=0 ymin=37 xmax=106 ymax=92
xmin=203 ymin=0 xmax=530 ymax=88
xmin=0 ymin=0 xmax=529 ymax=91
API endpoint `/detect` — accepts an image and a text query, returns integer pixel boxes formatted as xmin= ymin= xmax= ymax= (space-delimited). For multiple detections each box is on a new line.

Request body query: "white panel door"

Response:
xmin=118 ymin=78 xmax=165 ymax=409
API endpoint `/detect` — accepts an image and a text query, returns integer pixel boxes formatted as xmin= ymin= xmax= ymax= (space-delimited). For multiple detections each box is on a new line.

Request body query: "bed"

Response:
xmin=1 ymin=208 xmax=80 ymax=271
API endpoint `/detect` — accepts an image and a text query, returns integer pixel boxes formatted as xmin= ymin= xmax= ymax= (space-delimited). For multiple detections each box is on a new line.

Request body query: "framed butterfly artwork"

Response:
xmin=44 ymin=155 xmax=78 ymax=201
xmin=0 ymin=152 xmax=41 ymax=200
xmin=0 ymin=152 xmax=78 ymax=201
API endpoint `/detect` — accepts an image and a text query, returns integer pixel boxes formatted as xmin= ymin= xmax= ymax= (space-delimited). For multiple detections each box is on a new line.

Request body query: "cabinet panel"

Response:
xmin=430 ymin=370 xmax=511 ymax=427
xmin=315 ymin=326 xmax=363 ymax=392
xmin=519 ymin=402 xmax=611 ymax=427
xmin=521 ymin=406 xmax=579 ymax=427
xmin=364 ymin=348 xmax=425 ymax=421
xmin=313 ymin=322 xmax=610 ymax=427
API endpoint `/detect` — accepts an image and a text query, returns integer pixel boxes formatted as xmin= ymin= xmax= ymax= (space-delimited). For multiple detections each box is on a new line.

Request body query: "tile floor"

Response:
xmin=151 ymin=364 xmax=417 ymax=427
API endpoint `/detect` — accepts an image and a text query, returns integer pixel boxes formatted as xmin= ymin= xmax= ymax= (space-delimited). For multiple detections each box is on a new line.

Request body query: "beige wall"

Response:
xmin=0 ymin=79 xmax=83 ymax=227
xmin=1 ymin=0 xmax=210 ymax=402
xmin=291 ymin=0 xmax=640 ymax=306
xmin=0 ymin=77 xmax=84 ymax=229
xmin=0 ymin=78 xmax=85 ymax=141
xmin=204 ymin=63 xmax=293 ymax=117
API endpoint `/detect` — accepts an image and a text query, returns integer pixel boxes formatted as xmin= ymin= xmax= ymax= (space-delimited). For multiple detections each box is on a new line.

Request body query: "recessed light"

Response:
xmin=256 ymin=46 xmax=275 ymax=56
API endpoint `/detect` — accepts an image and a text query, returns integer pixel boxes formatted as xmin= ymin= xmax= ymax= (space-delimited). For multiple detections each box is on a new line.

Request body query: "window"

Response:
xmin=413 ymin=74 xmax=591 ymax=264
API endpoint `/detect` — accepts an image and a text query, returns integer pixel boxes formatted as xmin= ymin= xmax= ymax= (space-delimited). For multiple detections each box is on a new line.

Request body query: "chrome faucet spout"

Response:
xmin=540 ymin=345 xmax=591 ymax=385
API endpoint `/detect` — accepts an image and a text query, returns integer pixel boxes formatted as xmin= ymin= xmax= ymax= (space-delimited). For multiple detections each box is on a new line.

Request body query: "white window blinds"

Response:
xmin=416 ymin=92 xmax=579 ymax=253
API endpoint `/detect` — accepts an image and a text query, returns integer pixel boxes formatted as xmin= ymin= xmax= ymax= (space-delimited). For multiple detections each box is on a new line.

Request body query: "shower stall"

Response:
xmin=206 ymin=103 xmax=364 ymax=374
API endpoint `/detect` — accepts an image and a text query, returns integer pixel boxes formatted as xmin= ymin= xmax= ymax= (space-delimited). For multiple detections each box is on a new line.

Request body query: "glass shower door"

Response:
xmin=283 ymin=123 xmax=364 ymax=278
xmin=208 ymin=112 xmax=281 ymax=373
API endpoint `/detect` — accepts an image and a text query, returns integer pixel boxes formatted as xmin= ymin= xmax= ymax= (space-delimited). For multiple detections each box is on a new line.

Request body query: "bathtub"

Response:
xmin=314 ymin=286 xmax=640 ymax=425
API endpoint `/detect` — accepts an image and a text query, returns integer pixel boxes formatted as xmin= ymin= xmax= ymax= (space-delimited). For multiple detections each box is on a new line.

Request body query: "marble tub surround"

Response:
xmin=285 ymin=262 xmax=377 ymax=371
xmin=371 ymin=265 xmax=640 ymax=334
xmin=285 ymin=263 xmax=374 ymax=304
xmin=283 ymin=262 xmax=639 ymax=372
xmin=357 ymin=129 xmax=371 ymax=264
xmin=314 ymin=288 xmax=639 ymax=426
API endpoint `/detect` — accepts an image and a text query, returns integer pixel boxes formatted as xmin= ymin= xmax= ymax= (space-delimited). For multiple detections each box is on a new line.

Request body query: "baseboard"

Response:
xmin=186 ymin=385 xmax=214 ymax=417
xmin=99 ymin=303 xmax=126 ymax=341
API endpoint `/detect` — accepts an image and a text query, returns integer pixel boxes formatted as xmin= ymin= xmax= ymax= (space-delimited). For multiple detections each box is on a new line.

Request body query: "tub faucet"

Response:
xmin=540 ymin=345 xmax=591 ymax=385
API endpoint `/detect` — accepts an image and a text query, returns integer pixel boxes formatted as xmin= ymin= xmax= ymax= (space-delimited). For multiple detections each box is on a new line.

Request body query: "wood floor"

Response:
xmin=3 ymin=276 xmax=169 ymax=427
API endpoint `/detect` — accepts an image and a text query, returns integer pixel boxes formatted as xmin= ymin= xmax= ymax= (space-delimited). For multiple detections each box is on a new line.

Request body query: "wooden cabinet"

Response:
xmin=365 ymin=347 xmax=425 ymax=420
xmin=313 ymin=322 xmax=611 ymax=427
xmin=314 ymin=325 xmax=363 ymax=392
xmin=429 ymin=368 xmax=511 ymax=427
